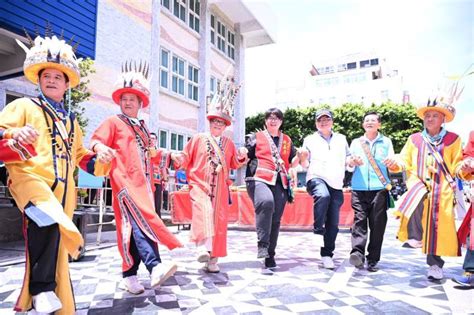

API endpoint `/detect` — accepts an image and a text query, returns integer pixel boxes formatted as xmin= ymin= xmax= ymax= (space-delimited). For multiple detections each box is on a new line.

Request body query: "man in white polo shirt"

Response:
xmin=300 ymin=109 xmax=351 ymax=269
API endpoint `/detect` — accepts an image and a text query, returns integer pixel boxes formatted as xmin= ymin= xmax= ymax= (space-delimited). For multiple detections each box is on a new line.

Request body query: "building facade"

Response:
xmin=0 ymin=0 xmax=275 ymax=184
xmin=274 ymin=52 xmax=408 ymax=110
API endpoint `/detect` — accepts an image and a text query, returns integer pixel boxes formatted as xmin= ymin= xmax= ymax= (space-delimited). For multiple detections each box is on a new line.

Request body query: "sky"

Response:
xmin=244 ymin=0 xmax=473 ymax=142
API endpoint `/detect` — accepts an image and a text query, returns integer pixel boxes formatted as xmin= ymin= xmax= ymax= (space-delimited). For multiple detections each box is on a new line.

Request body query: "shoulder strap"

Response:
xmin=359 ymin=138 xmax=391 ymax=190
xmin=206 ymin=134 xmax=229 ymax=178
xmin=420 ymin=134 xmax=457 ymax=190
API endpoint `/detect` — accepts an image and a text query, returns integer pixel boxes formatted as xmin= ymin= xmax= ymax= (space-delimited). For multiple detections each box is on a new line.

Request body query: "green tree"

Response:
xmin=245 ymin=102 xmax=423 ymax=152
xmin=65 ymin=58 xmax=95 ymax=132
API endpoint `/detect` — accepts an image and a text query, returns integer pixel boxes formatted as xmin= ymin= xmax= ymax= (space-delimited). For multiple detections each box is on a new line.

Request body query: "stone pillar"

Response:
xmin=149 ymin=0 xmax=162 ymax=133
xmin=198 ymin=0 xmax=211 ymax=133
xmin=234 ymin=24 xmax=246 ymax=185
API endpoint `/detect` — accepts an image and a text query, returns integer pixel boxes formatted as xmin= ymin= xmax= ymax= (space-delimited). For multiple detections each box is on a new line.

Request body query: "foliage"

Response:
xmin=245 ymin=102 xmax=423 ymax=152
xmin=65 ymin=58 xmax=96 ymax=133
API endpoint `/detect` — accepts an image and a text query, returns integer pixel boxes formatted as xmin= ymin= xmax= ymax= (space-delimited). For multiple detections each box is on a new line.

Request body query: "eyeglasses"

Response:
xmin=317 ymin=117 xmax=332 ymax=123
xmin=266 ymin=116 xmax=282 ymax=122
xmin=210 ymin=119 xmax=226 ymax=126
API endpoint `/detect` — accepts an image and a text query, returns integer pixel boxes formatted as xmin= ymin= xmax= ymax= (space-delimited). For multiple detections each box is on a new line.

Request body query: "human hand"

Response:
xmin=94 ymin=143 xmax=116 ymax=163
xmin=382 ymin=157 xmax=398 ymax=169
xmin=350 ymin=155 xmax=364 ymax=167
xmin=237 ymin=147 xmax=248 ymax=160
xmin=297 ymin=148 xmax=309 ymax=160
xmin=12 ymin=124 xmax=39 ymax=144
xmin=171 ymin=152 xmax=184 ymax=165
xmin=461 ymin=157 xmax=474 ymax=173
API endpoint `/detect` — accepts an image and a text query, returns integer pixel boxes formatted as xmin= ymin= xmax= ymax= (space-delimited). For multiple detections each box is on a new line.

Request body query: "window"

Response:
xmin=160 ymin=49 xmax=169 ymax=89
xmin=210 ymin=15 xmax=215 ymax=44
xmin=217 ymin=21 xmax=226 ymax=53
xmin=227 ymin=30 xmax=235 ymax=60
xmin=347 ymin=62 xmax=357 ymax=70
xmin=178 ymin=135 xmax=184 ymax=150
xmin=187 ymin=136 xmax=192 ymax=143
xmin=172 ymin=55 xmax=185 ymax=96
xmin=211 ymin=15 xmax=236 ymax=61
xmin=187 ymin=65 xmax=199 ymax=101
xmin=170 ymin=133 xmax=177 ymax=150
xmin=360 ymin=59 xmax=370 ymax=68
xmin=370 ymin=58 xmax=379 ymax=66
xmin=337 ymin=64 xmax=347 ymax=72
xmin=173 ymin=0 xmax=186 ymax=22
xmin=161 ymin=0 xmax=170 ymax=10
xmin=188 ymin=0 xmax=200 ymax=32
xmin=159 ymin=130 xmax=168 ymax=149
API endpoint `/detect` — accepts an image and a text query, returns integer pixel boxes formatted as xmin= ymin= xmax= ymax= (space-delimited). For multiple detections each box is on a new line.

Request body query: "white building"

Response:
xmin=274 ymin=52 xmax=409 ymax=109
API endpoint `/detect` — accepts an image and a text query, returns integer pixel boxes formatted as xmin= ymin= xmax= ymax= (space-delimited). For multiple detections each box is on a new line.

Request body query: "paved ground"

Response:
xmin=0 ymin=210 xmax=473 ymax=314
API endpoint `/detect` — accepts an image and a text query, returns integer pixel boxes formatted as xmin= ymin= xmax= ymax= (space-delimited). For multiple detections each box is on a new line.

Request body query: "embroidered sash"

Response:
xmin=359 ymin=138 xmax=392 ymax=190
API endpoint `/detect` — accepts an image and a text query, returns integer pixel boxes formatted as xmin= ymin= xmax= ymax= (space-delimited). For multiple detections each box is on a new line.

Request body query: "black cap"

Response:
xmin=315 ymin=109 xmax=333 ymax=120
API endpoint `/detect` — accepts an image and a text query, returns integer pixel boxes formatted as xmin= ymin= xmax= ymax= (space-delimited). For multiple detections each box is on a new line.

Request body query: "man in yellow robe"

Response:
xmin=384 ymin=85 xmax=471 ymax=280
xmin=0 ymin=34 xmax=111 ymax=314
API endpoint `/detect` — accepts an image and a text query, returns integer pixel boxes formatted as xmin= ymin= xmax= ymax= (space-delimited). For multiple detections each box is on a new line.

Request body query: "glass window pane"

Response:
xmin=171 ymin=133 xmax=177 ymax=150
xmin=179 ymin=79 xmax=184 ymax=95
xmin=159 ymin=130 xmax=167 ymax=148
xmin=194 ymin=68 xmax=199 ymax=83
xmin=178 ymin=60 xmax=184 ymax=75
xmin=160 ymin=70 xmax=168 ymax=88
xmin=193 ymin=86 xmax=198 ymax=101
xmin=172 ymin=56 xmax=178 ymax=72
xmin=172 ymin=76 xmax=178 ymax=92
xmin=188 ymin=83 xmax=192 ymax=99
xmin=161 ymin=50 xmax=168 ymax=67
xmin=178 ymin=135 xmax=184 ymax=150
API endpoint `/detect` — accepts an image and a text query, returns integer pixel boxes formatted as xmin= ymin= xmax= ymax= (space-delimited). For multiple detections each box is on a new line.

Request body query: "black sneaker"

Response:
xmin=265 ymin=257 xmax=276 ymax=268
xmin=349 ymin=253 xmax=364 ymax=268
xmin=257 ymin=246 xmax=269 ymax=259
xmin=367 ymin=261 xmax=379 ymax=272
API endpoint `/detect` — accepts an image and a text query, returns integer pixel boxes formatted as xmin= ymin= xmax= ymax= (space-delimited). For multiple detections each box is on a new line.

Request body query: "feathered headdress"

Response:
xmin=417 ymin=81 xmax=464 ymax=123
xmin=207 ymin=73 xmax=242 ymax=126
xmin=16 ymin=24 xmax=81 ymax=88
xmin=112 ymin=60 xmax=151 ymax=107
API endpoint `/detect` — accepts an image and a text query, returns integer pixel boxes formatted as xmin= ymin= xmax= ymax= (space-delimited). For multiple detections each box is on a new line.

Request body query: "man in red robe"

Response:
xmin=175 ymin=77 xmax=247 ymax=273
xmin=90 ymin=61 xmax=183 ymax=294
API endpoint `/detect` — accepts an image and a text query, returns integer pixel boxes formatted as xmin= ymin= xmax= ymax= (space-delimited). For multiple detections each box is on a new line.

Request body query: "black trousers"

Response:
xmin=154 ymin=183 xmax=163 ymax=218
xmin=246 ymin=180 xmax=287 ymax=258
xmin=122 ymin=215 xmax=161 ymax=277
xmin=27 ymin=219 xmax=60 ymax=295
xmin=350 ymin=189 xmax=388 ymax=263
xmin=408 ymin=196 xmax=445 ymax=268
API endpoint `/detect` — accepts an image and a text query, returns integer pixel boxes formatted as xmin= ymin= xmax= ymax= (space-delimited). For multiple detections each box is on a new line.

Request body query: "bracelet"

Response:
xmin=2 ymin=129 xmax=13 ymax=139
xmin=91 ymin=143 xmax=99 ymax=153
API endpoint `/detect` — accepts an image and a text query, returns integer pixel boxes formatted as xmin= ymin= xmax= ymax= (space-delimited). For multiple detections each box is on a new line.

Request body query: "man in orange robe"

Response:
xmin=176 ymin=77 xmax=247 ymax=273
xmin=90 ymin=61 xmax=182 ymax=294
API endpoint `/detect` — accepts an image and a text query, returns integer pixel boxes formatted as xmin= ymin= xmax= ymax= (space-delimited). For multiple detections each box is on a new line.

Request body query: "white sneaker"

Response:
xmin=321 ymin=256 xmax=335 ymax=269
xmin=151 ymin=263 xmax=178 ymax=288
xmin=204 ymin=257 xmax=220 ymax=273
xmin=32 ymin=291 xmax=62 ymax=313
xmin=119 ymin=275 xmax=145 ymax=294
xmin=197 ymin=251 xmax=210 ymax=263
xmin=427 ymin=265 xmax=443 ymax=280
xmin=406 ymin=239 xmax=423 ymax=248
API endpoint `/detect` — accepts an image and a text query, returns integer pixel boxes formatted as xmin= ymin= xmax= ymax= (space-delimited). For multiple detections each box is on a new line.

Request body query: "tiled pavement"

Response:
xmin=0 ymin=211 xmax=473 ymax=314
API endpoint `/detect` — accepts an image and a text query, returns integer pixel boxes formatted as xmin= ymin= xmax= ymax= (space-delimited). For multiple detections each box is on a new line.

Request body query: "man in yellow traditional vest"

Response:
xmin=384 ymin=84 xmax=471 ymax=280
xmin=0 ymin=33 xmax=112 ymax=314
